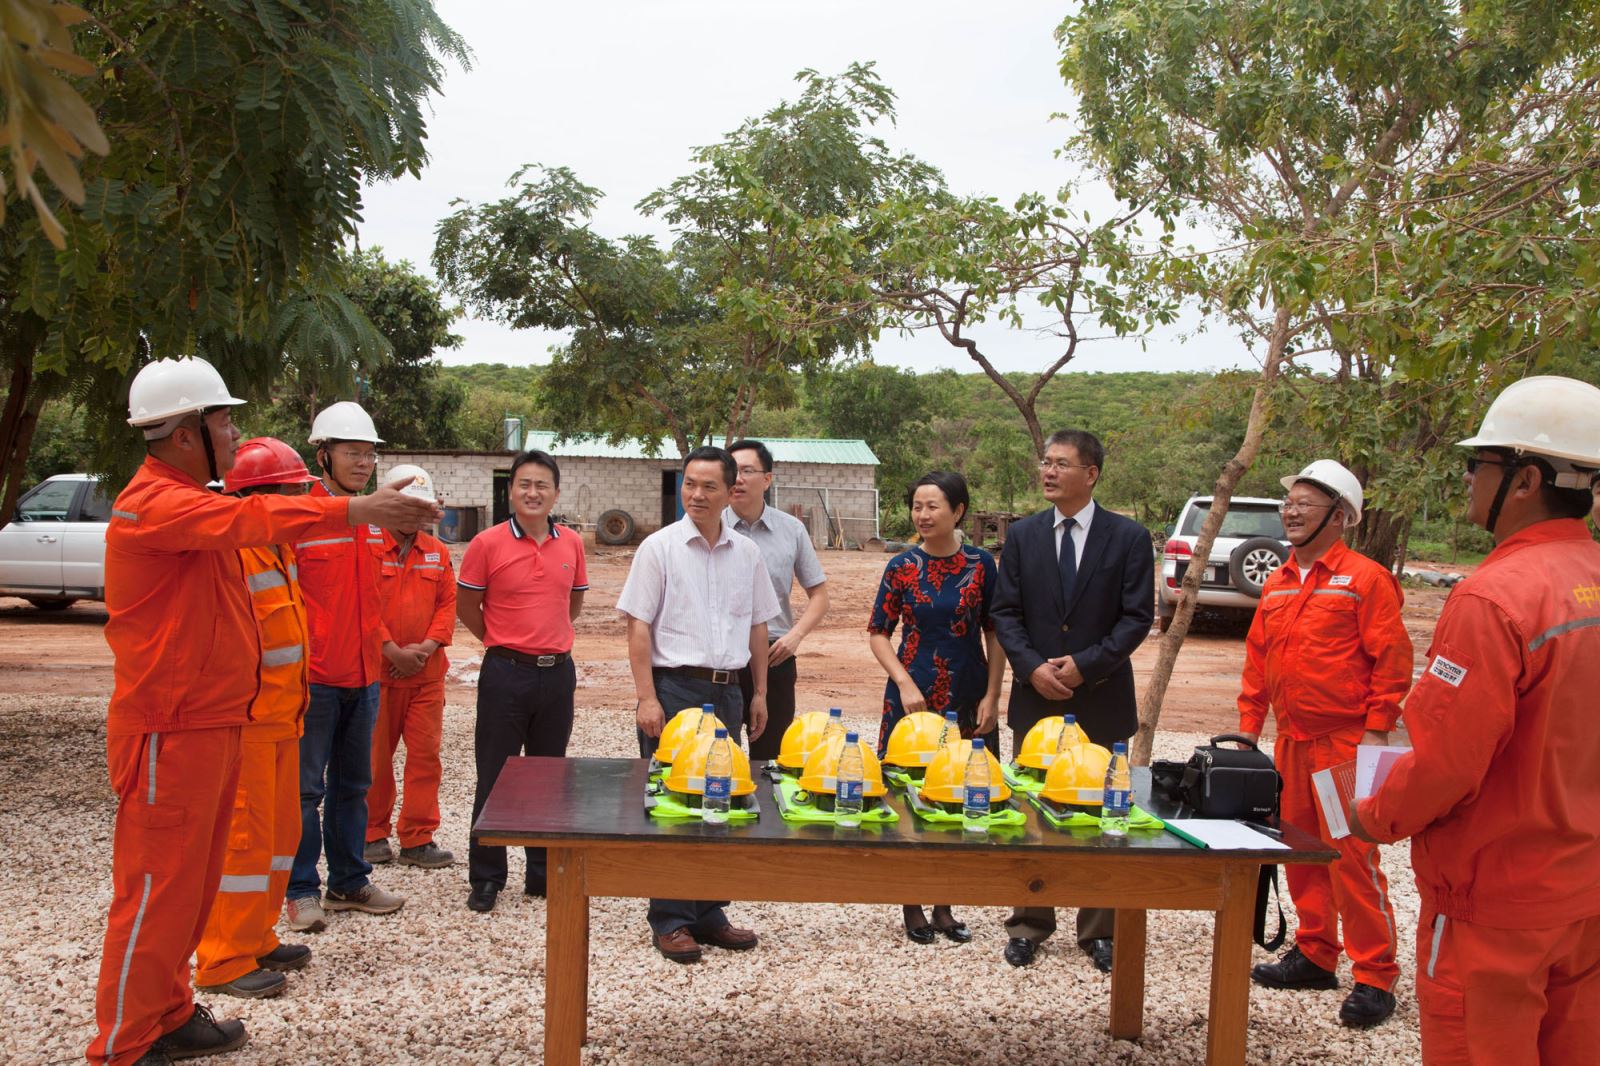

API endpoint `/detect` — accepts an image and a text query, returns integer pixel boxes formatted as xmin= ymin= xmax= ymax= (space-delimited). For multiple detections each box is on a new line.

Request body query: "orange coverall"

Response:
xmin=367 ymin=529 xmax=456 ymax=849
xmin=296 ymin=480 xmax=384 ymax=688
xmin=1238 ymin=538 xmax=1413 ymax=991
xmin=1359 ymin=519 xmax=1600 ymax=1065
xmin=193 ymin=544 xmax=309 ymax=987
xmin=89 ymin=457 xmax=349 ymax=1066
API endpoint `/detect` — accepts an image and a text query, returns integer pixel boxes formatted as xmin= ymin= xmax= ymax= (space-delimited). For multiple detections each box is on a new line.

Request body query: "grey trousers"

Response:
xmin=637 ymin=671 xmax=745 ymax=937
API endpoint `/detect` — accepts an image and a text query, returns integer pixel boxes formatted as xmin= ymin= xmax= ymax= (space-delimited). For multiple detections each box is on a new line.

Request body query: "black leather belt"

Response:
xmin=654 ymin=665 xmax=736 ymax=685
xmin=486 ymin=646 xmax=571 ymax=668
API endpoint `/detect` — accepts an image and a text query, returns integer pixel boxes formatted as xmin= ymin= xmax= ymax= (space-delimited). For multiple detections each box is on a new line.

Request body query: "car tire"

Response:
xmin=1228 ymin=537 xmax=1288 ymax=598
xmin=596 ymin=509 xmax=635 ymax=545
xmin=25 ymin=597 xmax=75 ymax=610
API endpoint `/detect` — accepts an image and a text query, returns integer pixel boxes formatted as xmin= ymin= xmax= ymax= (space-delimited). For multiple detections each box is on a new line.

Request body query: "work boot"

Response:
xmin=256 ymin=943 xmax=312 ymax=972
xmin=1251 ymin=945 xmax=1339 ymax=990
xmin=151 ymin=1004 xmax=247 ymax=1059
xmin=285 ymin=896 xmax=327 ymax=933
xmin=324 ymin=882 xmax=405 ymax=915
xmin=132 ymin=1050 xmax=173 ymax=1065
xmin=364 ymin=839 xmax=394 ymax=864
xmin=397 ymin=842 xmax=454 ymax=869
xmin=1339 ymin=982 xmax=1397 ymax=1027
xmin=196 ymin=968 xmax=286 ymax=1000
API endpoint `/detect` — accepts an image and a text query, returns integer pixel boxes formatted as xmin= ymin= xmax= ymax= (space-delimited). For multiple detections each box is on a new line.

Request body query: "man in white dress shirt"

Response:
xmin=616 ymin=445 xmax=782 ymax=964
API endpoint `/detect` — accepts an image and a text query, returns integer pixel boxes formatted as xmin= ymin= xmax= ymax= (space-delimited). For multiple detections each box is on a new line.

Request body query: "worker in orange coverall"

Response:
xmin=1237 ymin=459 xmax=1413 ymax=1028
xmin=364 ymin=463 xmax=457 ymax=870
xmin=88 ymin=357 xmax=440 ymax=1066
xmin=191 ymin=439 xmax=320 ymax=1001
xmin=1353 ymin=376 xmax=1600 ymax=1066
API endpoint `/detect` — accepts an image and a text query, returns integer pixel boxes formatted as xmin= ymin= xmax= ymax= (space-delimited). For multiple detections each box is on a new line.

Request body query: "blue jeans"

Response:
xmin=638 ymin=672 xmax=744 ymax=936
xmin=290 ymin=682 xmax=379 ymax=899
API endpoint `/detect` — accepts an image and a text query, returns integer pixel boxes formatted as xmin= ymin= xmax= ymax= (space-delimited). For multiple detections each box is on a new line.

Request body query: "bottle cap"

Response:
xmin=945 ymin=711 xmax=958 ymax=721
xmin=1064 ymin=714 xmax=1076 ymax=724
xmin=972 ymin=737 xmax=985 ymax=751
xmin=829 ymin=707 xmax=842 ymax=718
xmin=702 ymin=703 xmax=714 ymax=714
xmin=845 ymin=730 xmax=858 ymax=744
xmin=1112 ymin=741 xmax=1127 ymax=754
xmin=714 ymin=726 xmax=728 ymax=739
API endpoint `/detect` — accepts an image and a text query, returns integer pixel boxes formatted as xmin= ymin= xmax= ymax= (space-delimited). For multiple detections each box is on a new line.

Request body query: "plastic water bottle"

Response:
xmin=938 ymin=710 xmax=959 ymax=748
xmin=1102 ymin=741 xmax=1132 ymax=837
xmin=703 ymin=726 xmax=733 ymax=825
xmin=963 ymin=738 xmax=991 ymax=832
xmin=700 ymin=702 xmax=716 ymax=730
xmin=1056 ymin=713 xmax=1081 ymax=755
xmin=835 ymin=730 xmax=865 ymax=827
xmin=824 ymin=706 xmax=846 ymax=743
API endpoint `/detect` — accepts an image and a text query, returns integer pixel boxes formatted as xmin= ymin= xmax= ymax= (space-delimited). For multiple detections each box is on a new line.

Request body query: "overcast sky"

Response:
xmin=358 ymin=1 xmax=1244 ymax=376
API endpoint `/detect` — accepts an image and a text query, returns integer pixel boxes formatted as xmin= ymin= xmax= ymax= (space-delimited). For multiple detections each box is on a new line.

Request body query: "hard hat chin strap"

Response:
xmin=198 ymin=407 xmax=223 ymax=488
xmin=1482 ymin=457 xmax=1526 ymax=538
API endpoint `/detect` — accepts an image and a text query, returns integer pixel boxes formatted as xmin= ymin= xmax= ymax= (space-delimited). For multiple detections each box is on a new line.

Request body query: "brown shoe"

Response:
xmin=652 ymin=927 xmax=702 ymax=963
xmin=697 ymin=924 xmax=758 ymax=951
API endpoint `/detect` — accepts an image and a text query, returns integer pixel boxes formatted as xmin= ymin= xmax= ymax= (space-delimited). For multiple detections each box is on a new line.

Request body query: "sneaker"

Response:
xmin=1250 ymin=945 xmax=1340 ymax=990
xmin=1339 ymin=982 xmax=1397 ymax=1027
xmin=256 ymin=943 xmax=312 ymax=972
xmin=285 ymin=896 xmax=327 ymax=933
xmin=151 ymin=1004 xmax=247 ymax=1059
xmin=324 ymin=882 xmax=405 ymax=915
xmin=364 ymin=839 xmax=394 ymax=864
xmin=196 ymin=968 xmax=286 ymax=1000
xmin=397 ymin=842 xmax=454 ymax=869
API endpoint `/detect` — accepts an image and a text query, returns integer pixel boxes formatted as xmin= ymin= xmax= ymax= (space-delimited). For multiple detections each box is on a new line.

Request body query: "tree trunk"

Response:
xmin=1131 ymin=306 xmax=1290 ymax=765
xmin=0 ymin=388 xmax=45 ymax=524
xmin=0 ymin=345 xmax=37 ymax=523
xmin=1353 ymin=508 xmax=1406 ymax=571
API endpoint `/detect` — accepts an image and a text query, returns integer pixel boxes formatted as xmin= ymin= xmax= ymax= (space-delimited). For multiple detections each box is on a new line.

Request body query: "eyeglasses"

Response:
xmin=1038 ymin=460 xmax=1094 ymax=473
xmin=1465 ymin=456 xmax=1512 ymax=476
xmin=331 ymin=448 xmax=379 ymax=464
xmin=735 ymin=466 xmax=769 ymax=479
xmin=1280 ymin=500 xmax=1335 ymax=516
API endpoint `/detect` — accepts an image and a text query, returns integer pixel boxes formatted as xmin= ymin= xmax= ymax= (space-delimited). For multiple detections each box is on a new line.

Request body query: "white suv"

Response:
xmin=1157 ymin=495 xmax=1289 ymax=631
xmin=0 ymin=473 xmax=109 ymax=609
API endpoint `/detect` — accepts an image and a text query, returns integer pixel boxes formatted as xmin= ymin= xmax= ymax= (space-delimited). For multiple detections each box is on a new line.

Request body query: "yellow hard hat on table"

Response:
xmin=656 ymin=707 xmax=718 ymax=765
xmin=777 ymin=711 xmax=832 ymax=771
xmin=920 ymin=739 xmax=1012 ymax=807
xmin=883 ymin=711 xmax=949 ymax=768
xmin=665 ymin=732 xmax=757 ymax=799
xmin=1015 ymin=716 xmax=1090 ymax=770
xmin=1040 ymin=743 xmax=1113 ymax=808
xmin=799 ymin=734 xmax=888 ymax=798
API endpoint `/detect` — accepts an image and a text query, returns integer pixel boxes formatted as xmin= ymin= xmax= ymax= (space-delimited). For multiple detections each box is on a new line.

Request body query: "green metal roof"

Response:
xmin=522 ymin=431 xmax=878 ymax=466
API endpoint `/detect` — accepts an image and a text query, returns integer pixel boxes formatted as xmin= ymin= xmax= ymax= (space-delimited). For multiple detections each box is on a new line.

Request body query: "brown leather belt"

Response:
xmin=654 ymin=665 xmax=736 ymax=686
xmin=486 ymin=646 xmax=571 ymax=668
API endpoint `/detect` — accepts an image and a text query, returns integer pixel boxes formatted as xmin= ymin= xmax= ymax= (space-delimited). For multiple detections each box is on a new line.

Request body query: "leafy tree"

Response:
xmin=1060 ymin=0 xmax=1587 ymax=761
xmin=803 ymin=359 xmax=930 ymax=510
xmin=0 ymin=1 xmax=467 ymax=518
xmin=435 ymin=65 xmax=941 ymax=457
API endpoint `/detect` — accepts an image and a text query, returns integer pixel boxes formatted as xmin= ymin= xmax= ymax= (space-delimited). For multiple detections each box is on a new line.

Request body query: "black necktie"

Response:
xmin=1058 ymin=517 xmax=1077 ymax=606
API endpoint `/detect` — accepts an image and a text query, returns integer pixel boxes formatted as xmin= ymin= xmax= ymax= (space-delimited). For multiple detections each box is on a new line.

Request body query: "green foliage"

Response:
xmin=804 ymin=360 xmax=930 ymax=506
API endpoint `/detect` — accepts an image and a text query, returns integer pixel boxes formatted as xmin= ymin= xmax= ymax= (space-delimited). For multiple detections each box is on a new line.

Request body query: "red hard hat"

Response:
xmin=225 ymin=437 xmax=318 ymax=493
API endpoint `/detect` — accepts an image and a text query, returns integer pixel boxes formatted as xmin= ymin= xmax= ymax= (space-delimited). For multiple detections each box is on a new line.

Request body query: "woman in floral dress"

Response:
xmin=868 ymin=471 xmax=1005 ymax=945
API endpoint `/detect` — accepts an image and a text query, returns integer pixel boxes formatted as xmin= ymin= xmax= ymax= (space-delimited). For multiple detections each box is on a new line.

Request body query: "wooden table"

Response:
xmin=474 ymin=758 xmax=1334 ymax=1065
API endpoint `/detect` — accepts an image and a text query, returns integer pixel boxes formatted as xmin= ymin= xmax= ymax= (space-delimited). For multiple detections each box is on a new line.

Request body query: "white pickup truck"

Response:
xmin=0 ymin=473 xmax=109 ymax=609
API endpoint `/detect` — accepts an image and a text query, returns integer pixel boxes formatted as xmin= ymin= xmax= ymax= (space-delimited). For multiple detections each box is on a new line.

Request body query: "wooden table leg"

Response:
xmin=545 ymin=847 xmax=588 ymax=1066
xmin=1109 ymin=908 xmax=1147 ymax=1040
xmin=1206 ymin=863 xmax=1257 ymax=1065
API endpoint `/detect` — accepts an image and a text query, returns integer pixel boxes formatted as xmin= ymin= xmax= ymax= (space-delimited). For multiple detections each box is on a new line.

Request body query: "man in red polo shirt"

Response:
xmin=457 ymin=449 xmax=588 ymax=913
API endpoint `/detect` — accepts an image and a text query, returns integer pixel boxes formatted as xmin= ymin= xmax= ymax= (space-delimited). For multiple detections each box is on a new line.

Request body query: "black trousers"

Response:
xmin=468 ymin=652 xmax=576 ymax=891
xmin=738 ymin=652 xmax=797 ymax=761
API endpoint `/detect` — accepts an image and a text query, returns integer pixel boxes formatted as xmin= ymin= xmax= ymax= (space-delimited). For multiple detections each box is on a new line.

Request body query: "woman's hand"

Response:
xmin=897 ymin=679 xmax=928 ymax=715
xmin=975 ymin=694 xmax=999 ymax=735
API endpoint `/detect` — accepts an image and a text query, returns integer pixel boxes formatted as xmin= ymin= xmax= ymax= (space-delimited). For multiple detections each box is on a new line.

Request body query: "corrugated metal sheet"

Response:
xmin=521 ymin=431 xmax=878 ymax=466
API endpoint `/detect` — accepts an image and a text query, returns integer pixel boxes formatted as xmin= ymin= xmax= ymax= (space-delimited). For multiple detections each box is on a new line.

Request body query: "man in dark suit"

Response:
xmin=992 ymin=428 xmax=1155 ymax=971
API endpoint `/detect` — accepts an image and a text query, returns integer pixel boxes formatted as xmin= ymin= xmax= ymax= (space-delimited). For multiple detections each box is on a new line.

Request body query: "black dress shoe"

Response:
xmin=904 ymin=919 xmax=937 ymax=944
xmin=1085 ymin=937 xmax=1114 ymax=973
xmin=1251 ymin=945 xmax=1339 ymax=990
xmin=1339 ymin=982 xmax=1397 ymax=1027
xmin=1004 ymin=937 xmax=1037 ymax=967
xmin=933 ymin=919 xmax=972 ymax=943
xmin=466 ymin=881 xmax=500 ymax=912
xmin=152 ymin=1004 xmax=247 ymax=1058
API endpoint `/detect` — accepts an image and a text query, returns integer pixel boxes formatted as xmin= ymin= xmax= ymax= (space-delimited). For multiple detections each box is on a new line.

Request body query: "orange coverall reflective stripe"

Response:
xmin=91 ymin=459 xmax=350 ymax=1065
xmin=194 ymin=545 xmax=309 ymax=987
xmin=295 ymin=480 xmax=384 ymax=688
xmin=1238 ymin=538 xmax=1413 ymax=990
xmin=1359 ymin=519 xmax=1600 ymax=1063
xmin=368 ymin=530 xmax=455 ymax=848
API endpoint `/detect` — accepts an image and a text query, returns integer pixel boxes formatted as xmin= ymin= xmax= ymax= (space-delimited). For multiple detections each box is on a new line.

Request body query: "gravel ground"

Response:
xmin=1 ymin=695 xmax=1421 ymax=1064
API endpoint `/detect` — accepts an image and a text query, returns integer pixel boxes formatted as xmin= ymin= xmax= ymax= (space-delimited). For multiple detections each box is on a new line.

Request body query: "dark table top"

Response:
xmin=474 ymin=757 xmax=1334 ymax=862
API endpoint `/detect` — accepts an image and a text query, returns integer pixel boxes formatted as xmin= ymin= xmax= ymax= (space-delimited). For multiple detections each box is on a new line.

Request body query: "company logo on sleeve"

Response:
xmin=1428 ymin=655 xmax=1467 ymax=687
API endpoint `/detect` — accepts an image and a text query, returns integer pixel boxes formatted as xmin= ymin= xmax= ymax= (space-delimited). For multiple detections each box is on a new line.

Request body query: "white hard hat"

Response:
xmin=1457 ymin=376 xmax=1600 ymax=488
xmin=308 ymin=401 xmax=384 ymax=445
xmin=385 ymin=463 xmax=437 ymax=502
xmin=126 ymin=357 xmax=246 ymax=439
xmin=1280 ymin=459 xmax=1364 ymax=527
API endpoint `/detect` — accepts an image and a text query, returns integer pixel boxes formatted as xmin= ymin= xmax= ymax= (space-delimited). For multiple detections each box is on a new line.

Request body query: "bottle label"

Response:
xmin=965 ymin=787 xmax=990 ymax=809
xmin=704 ymin=776 xmax=731 ymax=801
xmin=838 ymin=780 xmax=863 ymax=803
xmin=1104 ymin=789 xmax=1130 ymax=810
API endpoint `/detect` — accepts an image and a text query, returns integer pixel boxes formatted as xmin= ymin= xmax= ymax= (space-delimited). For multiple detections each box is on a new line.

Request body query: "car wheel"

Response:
xmin=1228 ymin=537 xmax=1288 ymax=598
xmin=25 ymin=597 xmax=75 ymax=610
xmin=596 ymin=509 xmax=636 ymax=545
